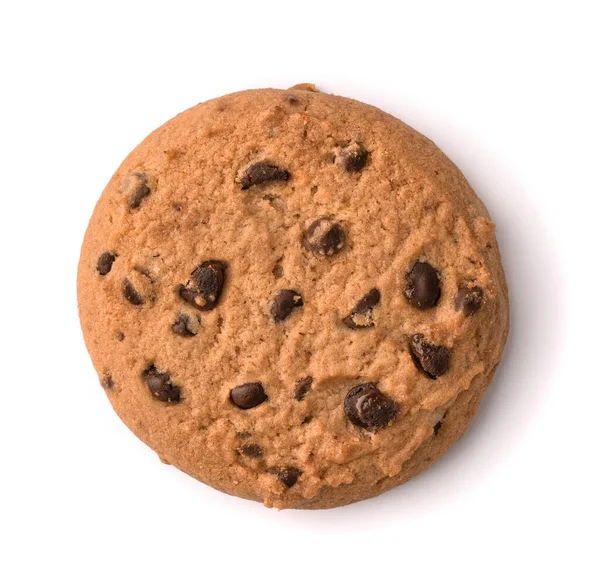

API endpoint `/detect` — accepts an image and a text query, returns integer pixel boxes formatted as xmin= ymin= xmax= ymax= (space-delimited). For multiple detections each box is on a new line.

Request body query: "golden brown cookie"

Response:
xmin=78 ymin=84 xmax=509 ymax=509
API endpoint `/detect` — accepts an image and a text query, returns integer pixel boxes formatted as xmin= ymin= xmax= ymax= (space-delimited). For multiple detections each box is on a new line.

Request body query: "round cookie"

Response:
xmin=78 ymin=84 xmax=509 ymax=509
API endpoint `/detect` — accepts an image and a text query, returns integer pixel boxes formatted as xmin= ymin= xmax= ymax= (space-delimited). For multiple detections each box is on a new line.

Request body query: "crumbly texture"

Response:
xmin=78 ymin=85 xmax=509 ymax=509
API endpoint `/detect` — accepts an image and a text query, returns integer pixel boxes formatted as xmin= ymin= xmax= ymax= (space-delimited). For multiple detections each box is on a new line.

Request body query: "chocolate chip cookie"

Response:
xmin=78 ymin=84 xmax=509 ymax=509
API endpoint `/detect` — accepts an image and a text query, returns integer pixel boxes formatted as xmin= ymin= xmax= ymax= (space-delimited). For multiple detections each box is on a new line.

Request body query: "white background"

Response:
xmin=1 ymin=1 xmax=598 ymax=582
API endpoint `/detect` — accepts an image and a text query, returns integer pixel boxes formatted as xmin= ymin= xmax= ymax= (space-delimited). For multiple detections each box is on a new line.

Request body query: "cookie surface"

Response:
xmin=78 ymin=84 xmax=509 ymax=509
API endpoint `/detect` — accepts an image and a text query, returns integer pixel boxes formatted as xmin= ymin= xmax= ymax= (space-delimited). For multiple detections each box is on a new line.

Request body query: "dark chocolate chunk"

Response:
xmin=122 ymin=269 xmax=155 ymax=306
xmin=410 ymin=334 xmax=450 ymax=378
xmin=179 ymin=260 xmax=225 ymax=311
xmin=433 ymin=421 xmax=443 ymax=435
xmin=285 ymin=95 xmax=302 ymax=105
xmin=294 ymin=376 xmax=313 ymax=401
xmin=100 ymin=372 xmax=114 ymax=390
xmin=303 ymin=217 xmax=345 ymax=257
xmin=344 ymin=383 xmax=397 ymax=431
xmin=271 ymin=289 xmax=303 ymax=322
xmin=238 ymin=161 xmax=289 ymax=189
xmin=122 ymin=277 xmax=145 ymax=305
xmin=143 ymin=365 xmax=181 ymax=403
xmin=97 ymin=252 xmax=117 ymax=275
xmin=277 ymin=467 xmax=301 ymax=488
xmin=171 ymin=312 xmax=199 ymax=337
xmin=230 ymin=382 xmax=267 ymax=409
xmin=337 ymin=142 xmax=368 ymax=172
xmin=239 ymin=443 xmax=263 ymax=458
xmin=353 ymin=288 xmax=381 ymax=313
xmin=404 ymin=261 xmax=441 ymax=309
xmin=454 ymin=286 xmax=484 ymax=316
xmin=343 ymin=288 xmax=381 ymax=329
xmin=120 ymin=172 xmax=151 ymax=209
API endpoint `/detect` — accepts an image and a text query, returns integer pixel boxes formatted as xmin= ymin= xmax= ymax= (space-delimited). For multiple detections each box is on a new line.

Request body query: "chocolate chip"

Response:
xmin=143 ymin=365 xmax=181 ymax=403
xmin=343 ymin=288 xmax=381 ymax=329
xmin=454 ymin=286 xmax=483 ymax=316
xmin=179 ymin=260 xmax=225 ymax=311
xmin=171 ymin=312 xmax=199 ymax=337
xmin=97 ymin=252 xmax=117 ymax=275
xmin=344 ymin=383 xmax=397 ymax=431
xmin=294 ymin=376 xmax=313 ymax=401
xmin=239 ymin=443 xmax=263 ymax=458
xmin=271 ymin=289 xmax=303 ymax=322
xmin=336 ymin=142 xmax=368 ymax=173
xmin=100 ymin=372 xmax=114 ymax=390
xmin=238 ymin=161 xmax=289 ymax=189
xmin=433 ymin=421 xmax=443 ymax=435
xmin=303 ymin=217 xmax=345 ymax=257
xmin=116 ymin=332 xmax=125 ymax=341
xmin=277 ymin=467 xmax=301 ymax=488
xmin=353 ymin=288 xmax=381 ymax=312
xmin=284 ymin=94 xmax=302 ymax=105
xmin=230 ymin=383 xmax=267 ymax=409
xmin=122 ymin=277 xmax=145 ymax=305
xmin=410 ymin=334 xmax=450 ymax=378
xmin=120 ymin=172 xmax=151 ymax=209
xmin=272 ymin=264 xmax=284 ymax=279
xmin=122 ymin=269 xmax=155 ymax=306
xmin=404 ymin=261 xmax=441 ymax=309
